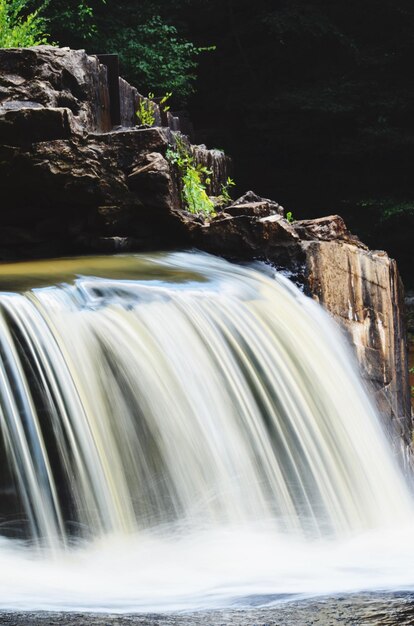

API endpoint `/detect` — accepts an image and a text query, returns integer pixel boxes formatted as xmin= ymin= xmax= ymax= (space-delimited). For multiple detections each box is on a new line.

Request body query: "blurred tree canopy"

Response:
xmin=0 ymin=0 xmax=48 ymax=46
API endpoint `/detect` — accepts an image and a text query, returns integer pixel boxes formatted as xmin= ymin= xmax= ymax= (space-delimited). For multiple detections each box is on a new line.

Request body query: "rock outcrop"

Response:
xmin=304 ymin=241 xmax=411 ymax=445
xmin=0 ymin=46 xmax=411 ymax=447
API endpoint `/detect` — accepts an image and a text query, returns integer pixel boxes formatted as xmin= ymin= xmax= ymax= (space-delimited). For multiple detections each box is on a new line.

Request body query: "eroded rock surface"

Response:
xmin=0 ymin=46 xmax=112 ymax=134
xmin=305 ymin=241 xmax=411 ymax=444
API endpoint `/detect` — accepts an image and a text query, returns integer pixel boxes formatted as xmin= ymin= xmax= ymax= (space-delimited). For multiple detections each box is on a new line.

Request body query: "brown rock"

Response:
xmin=294 ymin=215 xmax=367 ymax=248
xmin=192 ymin=213 xmax=302 ymax=267
xmin=229 ymin=191 xmax=284 ymax=215
xmin=303 ymin=240 xmax=411 ymax=444
xmin=0 ymin=46 xmax=111 ymax=133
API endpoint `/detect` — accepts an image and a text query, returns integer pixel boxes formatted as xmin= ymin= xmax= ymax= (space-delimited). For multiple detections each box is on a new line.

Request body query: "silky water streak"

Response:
xmin=0 ymin=251 xmax=412 ymax=612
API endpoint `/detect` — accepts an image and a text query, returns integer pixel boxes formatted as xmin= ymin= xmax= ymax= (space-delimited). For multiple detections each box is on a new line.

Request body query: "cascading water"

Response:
xmin=0 ymin=251 xmax=413 ymax=613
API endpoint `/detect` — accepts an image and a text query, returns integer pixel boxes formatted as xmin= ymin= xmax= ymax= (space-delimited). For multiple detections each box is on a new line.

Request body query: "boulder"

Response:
xmin=192 ymin=210 xmax=300 ymax=262
xmin=0 ymin=46 xmax=111 ymax=133
xmin=225 ymin=202 xmax=280 ymax=219
xmin=230 ymin=190 xmax=284 ymax=215
xmin=294 ymin=215 xmax=367 ymax=248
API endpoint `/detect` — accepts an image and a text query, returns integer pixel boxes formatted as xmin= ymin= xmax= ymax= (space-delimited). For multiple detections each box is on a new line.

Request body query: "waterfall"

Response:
xmin=0 ymin=251 xmax=412 ymax=612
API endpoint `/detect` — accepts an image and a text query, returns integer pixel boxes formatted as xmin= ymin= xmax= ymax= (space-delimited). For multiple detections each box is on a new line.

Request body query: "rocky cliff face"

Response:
xmin=0 ymin=46 xmax=411 ymax=447
xmin=305 ymin=241 xmax=411 ymax=446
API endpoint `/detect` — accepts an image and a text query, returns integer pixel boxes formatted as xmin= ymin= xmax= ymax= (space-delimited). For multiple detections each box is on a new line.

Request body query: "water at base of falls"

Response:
xmin=0 ymin=251 xmax=413 ymax=613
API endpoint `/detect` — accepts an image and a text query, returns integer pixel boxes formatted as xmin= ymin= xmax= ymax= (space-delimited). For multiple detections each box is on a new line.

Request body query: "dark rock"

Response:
xmin=0 ymin=46 xmax=112 ymax=133
xmin=0 ymin=122 xmax=188 ymax=248
xmin=232 ymin=191 xmax=264 ymax=205
xmin=192 ymin=213 xmax=303 ymax=270
xmin=127 ymin=152 xmax=174 ymax=210
xmin=231 ymin=190 xmax=284 ymax=215
xmin=293 ymin=215 xmax=367 ymax=248
xmin=119 ymin=77 xmax=139 ymax=127
xmin=225 ymin=202 xmax=279 ymax=219
xmin=191 ymin=145 xmax=231 ymax=196
xmin=0 ymin=105 xmax=73 ymax=146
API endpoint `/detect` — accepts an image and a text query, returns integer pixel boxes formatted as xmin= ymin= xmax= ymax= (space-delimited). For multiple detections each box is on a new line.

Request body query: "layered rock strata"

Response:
xmin=0 ymin=46 xmax=411 ymax=446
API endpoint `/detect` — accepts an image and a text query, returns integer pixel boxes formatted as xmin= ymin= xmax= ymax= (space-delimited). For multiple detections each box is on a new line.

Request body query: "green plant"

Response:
xmin=160 ymin=91 xmax=172 ymax=113
xmin=286 ymin=211 xmax=294 ymax=223
xmin=220 ymin=177 xmax=236 ymax=205
xmin=0 ymin=0 xmax=50 ymax=47
xmin=136 ymin=91 xmax=173 ymax=125
xmin=167 ymin=138 xmax=215 ymax=216
xmin=136 ymin=93 xmax=156 ymax=126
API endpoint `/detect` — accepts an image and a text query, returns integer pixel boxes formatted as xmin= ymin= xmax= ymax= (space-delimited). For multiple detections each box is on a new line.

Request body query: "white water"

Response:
xmin=0 ymin=252 xmax=413 ymax=612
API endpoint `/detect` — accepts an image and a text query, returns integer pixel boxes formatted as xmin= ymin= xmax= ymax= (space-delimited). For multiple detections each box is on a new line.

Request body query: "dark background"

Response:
xmin=44 ymin=0 xmax=414 ymax=285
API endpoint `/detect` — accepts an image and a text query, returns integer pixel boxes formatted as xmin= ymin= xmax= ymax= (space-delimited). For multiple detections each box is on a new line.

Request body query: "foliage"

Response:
xmin=219 ymin=177 xmax=236 ymax=205
xmin=167 ymin=138 xmax=215 ymax=216
xmin=159 ymin=91 xmax=172 ymax=113
xmin=352 ymin=198 xmax=414 ymax=224
xmin=136 ymin=93 xmax=156 ymax=126
xmin=42 ymin=0 xmax=103 ymax=45
xmin=0 ymin=0 xmax=49 ymax=46
xmin=136 ymin=91 xmax=173 ymax=126
xmin=380 ymin=204 xmax=414 ymax=223
xmin=286 ymin=211 xmax=294 ymax=223
xmin=97 ymin=15 xmax=200 ymax=104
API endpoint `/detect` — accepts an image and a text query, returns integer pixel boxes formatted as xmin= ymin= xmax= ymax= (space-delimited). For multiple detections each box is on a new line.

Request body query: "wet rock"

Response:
xmin=192 ymin=212 xmax=303 ymax=270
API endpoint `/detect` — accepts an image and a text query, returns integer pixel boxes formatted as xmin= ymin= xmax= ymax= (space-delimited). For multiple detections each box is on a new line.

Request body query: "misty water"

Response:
xmin=0 ymin=252 xmax=413 ymax=622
